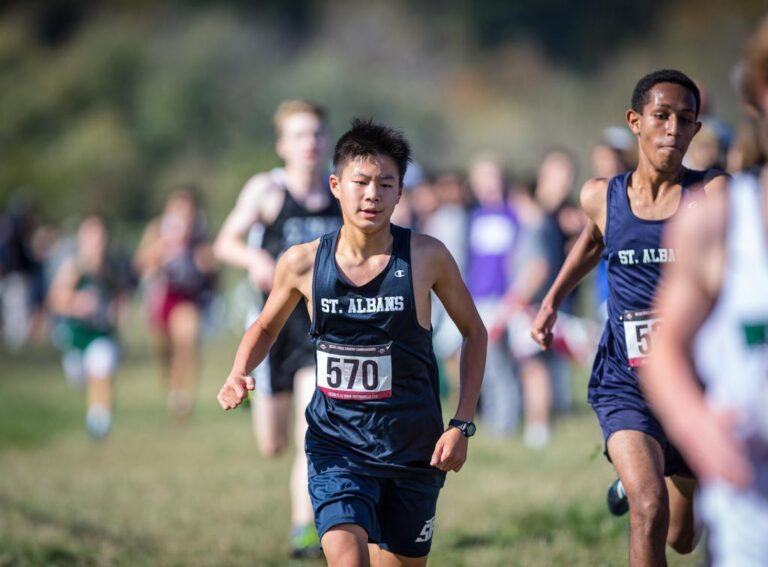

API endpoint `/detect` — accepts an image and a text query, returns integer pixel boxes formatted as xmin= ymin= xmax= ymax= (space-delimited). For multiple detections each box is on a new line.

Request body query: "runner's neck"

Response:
xmin=337 ymin=224 xmax=394 ymax=262
xmin=283 ymin=166 xmax=327 ymax=203
xmin=631 ymin=163 xmax=687 ymax=202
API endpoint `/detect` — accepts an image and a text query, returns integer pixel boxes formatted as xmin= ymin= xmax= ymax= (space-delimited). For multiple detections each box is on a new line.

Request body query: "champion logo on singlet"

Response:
xmin=394 ymin=269 xmax=406 ymax=278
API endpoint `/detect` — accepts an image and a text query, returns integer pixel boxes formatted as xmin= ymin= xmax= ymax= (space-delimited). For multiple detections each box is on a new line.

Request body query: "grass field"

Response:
xmin=0 ymin=312 xmax=704 ymax=566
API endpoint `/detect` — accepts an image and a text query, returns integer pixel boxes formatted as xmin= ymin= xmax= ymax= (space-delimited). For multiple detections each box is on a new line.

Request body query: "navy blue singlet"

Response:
xmin=259 ymin=175 xmax=342 ymax=348
xmin=588 ymin=169 xmax=708 ymax=404
xmin=306 ymin=225 xmax=445 ymax=481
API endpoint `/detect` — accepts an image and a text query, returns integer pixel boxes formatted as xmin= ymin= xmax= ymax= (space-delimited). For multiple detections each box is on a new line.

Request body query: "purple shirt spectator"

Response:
xmin=466 ymin=204 xmax=519 ymax=300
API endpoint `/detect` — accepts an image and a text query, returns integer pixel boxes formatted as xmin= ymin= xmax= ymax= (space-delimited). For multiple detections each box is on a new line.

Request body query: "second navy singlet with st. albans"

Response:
xmin=589 ymin=168 xmax=708 ymax=404
xmin=258 ymin=167 xmax=342 ymax=334
xmin=248 ymin=168 xmax=342 ymax=393
xmin=306 ymin=225 xmax=445 ymax=482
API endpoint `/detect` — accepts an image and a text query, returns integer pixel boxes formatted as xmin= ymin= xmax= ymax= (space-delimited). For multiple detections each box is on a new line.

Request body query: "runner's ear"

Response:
xmin=329 ymin=174 xmax=342 ymax=199
xmin=626 ymin=109 xmax=641 ymax=135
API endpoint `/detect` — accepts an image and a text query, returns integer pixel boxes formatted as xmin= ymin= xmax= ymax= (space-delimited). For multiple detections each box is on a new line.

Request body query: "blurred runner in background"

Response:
xmin=135 ymin=188 xmax=217 ymax=421
xmin=49 ymin=215 xmax=125 ymax=439
xmin=213 ymin=100 xmax=341 ymax=558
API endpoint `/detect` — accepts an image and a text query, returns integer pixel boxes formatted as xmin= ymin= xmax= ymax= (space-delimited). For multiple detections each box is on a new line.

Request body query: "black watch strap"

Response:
xmin=448 ymin=418 xmax=476 ymax=437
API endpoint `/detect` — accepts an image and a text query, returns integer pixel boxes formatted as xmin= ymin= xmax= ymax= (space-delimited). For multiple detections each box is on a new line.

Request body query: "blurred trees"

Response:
xmin=0 ymin=0 xmax=765 ymax=230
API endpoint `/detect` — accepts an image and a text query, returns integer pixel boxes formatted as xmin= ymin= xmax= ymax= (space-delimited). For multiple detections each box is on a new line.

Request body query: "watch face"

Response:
xmin=465 ymin=422 xmax=476 ymax=436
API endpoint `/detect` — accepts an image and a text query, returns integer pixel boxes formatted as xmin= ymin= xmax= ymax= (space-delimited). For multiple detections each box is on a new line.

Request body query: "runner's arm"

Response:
xmin=213 ymin=175 xmax=277 ymax=291
xmin=217 ymin=244 xmax=308 ymax=410
xmin=530 ymin=178 xmax=607 ymax=349
xmin=429 ymin=240 xmax=487 ymax=472
xmin=133 ymin=220 xmax=164 ymax=277
xmin=47 ymin=259 xmax=84 ymax=318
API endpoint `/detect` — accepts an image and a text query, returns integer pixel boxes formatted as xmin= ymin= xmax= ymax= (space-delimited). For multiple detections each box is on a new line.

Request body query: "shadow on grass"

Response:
xmin=443 ymin=502 xmax=627 ymax=551
xmin=0 ymin=543 xmax=97 ymax=567
xmin=0 ymin=393 xmax=81 ymax=451
xmin=0 ymin=493 xmax=157 ymax=559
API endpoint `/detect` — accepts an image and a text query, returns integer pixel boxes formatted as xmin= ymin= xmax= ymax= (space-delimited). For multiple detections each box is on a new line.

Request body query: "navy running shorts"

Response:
xmin=308 ymin=457 xmax=443 ymax=558
xmin=590 ymin=392 xmax=694 ymax=478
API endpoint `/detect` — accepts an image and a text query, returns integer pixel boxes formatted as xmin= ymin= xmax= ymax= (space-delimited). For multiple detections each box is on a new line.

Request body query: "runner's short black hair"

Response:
xmin=333 ymin=118 xmax=412 ymax=185
xmin=631 ymin=69 xmax=701 ymax=117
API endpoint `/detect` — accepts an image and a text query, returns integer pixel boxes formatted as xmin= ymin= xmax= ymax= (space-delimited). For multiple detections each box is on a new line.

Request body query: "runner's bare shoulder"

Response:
xmin=279 ymin=239 xmax=321 ymax=280
xmin=411 ymin=232 xmax=454 ymax=271
xmin=236 ymin=172 xmax=283 ymax=212
xmin=580 ymin=177 xmax=610 ymax=233
xmin=702 ymin=169 xmax=729 ymax=197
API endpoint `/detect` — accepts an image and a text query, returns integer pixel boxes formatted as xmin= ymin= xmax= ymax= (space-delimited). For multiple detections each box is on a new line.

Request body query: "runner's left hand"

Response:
xmin=217 ymin=373 xmax=255 ymax=410
xmin=430 ymin=428 xmax=468 ymax=472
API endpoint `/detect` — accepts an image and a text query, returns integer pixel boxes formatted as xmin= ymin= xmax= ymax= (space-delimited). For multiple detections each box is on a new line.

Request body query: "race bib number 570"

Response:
xmin=316 ymin=341 xmax=393 ymax=400
xmin=622 ymin=310 xmax=662 ymax=368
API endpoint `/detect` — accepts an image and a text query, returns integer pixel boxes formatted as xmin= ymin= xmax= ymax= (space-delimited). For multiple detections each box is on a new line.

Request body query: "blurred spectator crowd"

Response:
xmin=1 ymin=82 xmax=754 ymax=446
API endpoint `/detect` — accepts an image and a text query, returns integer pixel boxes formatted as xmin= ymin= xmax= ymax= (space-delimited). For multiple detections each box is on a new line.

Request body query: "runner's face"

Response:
xmin=276 ymin=112 xmax=329 ymax=171
xmin=536 ymin=151 xmax=575 ymax=210
xmin=468 ymin=159 xmax=504 ymax=204
xmin=330 ymin=154 xmax=402 ymax=232
xmin=628 ymin=82 xmax=701 ymax=174
xmin=163 ymin=196 xmax=196 ymax=242
xmin=77 ymin=217 xmax=108 ymax=260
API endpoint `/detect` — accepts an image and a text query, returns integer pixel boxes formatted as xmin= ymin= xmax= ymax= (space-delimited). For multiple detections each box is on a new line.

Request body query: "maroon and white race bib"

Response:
xmin=622 ymin=310 xmax=662 ymax=368
xmin=316 ymin=341 xmax=392 ymax=400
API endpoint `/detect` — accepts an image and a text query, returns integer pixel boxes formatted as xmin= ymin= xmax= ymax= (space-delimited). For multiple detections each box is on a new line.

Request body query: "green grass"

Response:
xmin=0 ymin=322 xmax=703 ymax=566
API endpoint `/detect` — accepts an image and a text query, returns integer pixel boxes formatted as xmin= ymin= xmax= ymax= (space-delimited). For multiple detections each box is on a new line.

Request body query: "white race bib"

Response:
xmin=622 ymin=310 xmax=662 ymax=368
xmin=316 ymin=341 xmax=393 ymax=400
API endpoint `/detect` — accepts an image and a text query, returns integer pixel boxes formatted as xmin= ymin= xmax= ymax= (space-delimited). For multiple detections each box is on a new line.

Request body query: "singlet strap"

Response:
xmin=391 ymin=225 xmax=410 ymax=263
xmin=603 ymin=172 xmax=629 ymax=249
xmin=681 ymin=168 xmax=707 ymax=189
xmin=310 ymin=230 xmax=338 ymax=335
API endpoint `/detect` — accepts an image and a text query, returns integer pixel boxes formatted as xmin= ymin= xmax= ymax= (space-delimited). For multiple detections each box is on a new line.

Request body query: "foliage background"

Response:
xmin=2 ymin=0 xmax=766 ymax=235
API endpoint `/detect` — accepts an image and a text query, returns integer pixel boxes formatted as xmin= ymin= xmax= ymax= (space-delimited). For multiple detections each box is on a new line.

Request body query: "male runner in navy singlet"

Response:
xmin=218 ymin=119 xmax=487 ymax=566
xmin=530 ymin=70 xmax=728 ymax=566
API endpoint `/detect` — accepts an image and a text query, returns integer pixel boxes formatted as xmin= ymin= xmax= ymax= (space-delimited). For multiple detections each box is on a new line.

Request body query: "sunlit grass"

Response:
xmin=0 ymin=320 xmax=703 ymax=566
